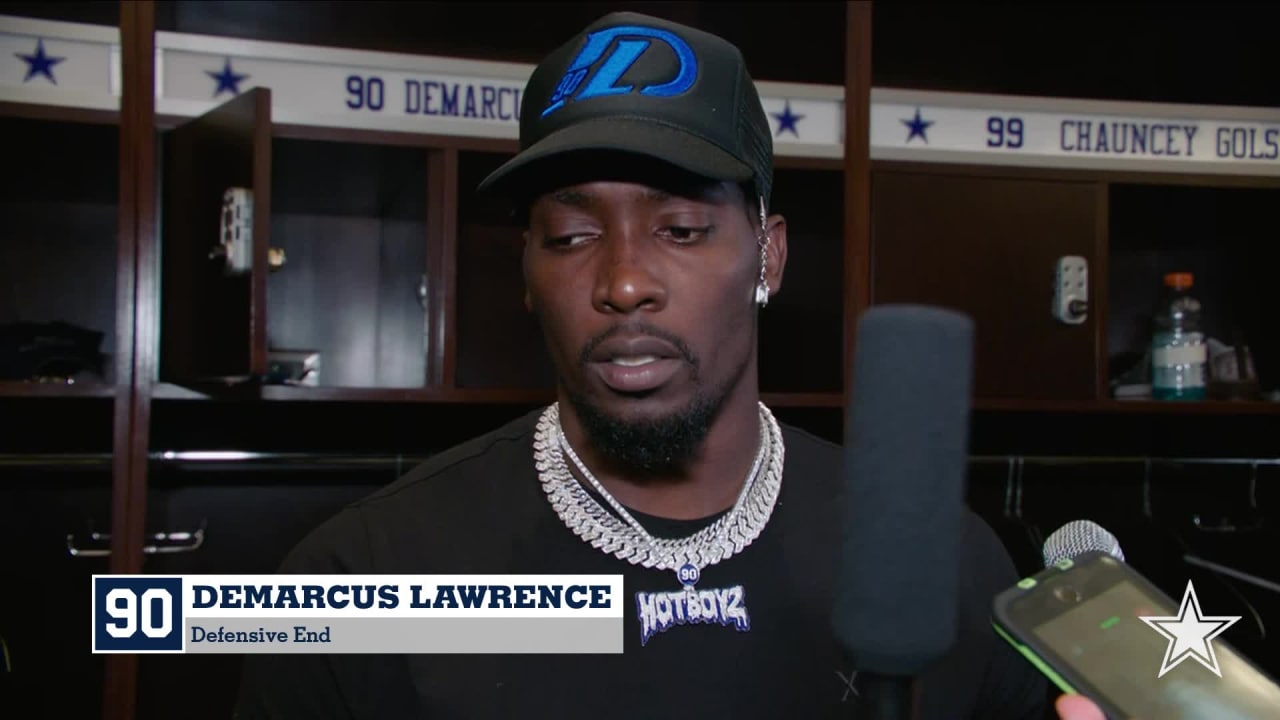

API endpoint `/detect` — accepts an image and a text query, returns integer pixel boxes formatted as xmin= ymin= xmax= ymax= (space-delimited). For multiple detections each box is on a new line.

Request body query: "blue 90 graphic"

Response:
xmin=93 ymin=577 xmax=184 ymax=652
xmin=346 ymin=75 xmax=385 ymax=111
xmin=987 ymin=116 xmax=1025 ymax=149
xmin=677 ymin=563 xmax=700 ymax=587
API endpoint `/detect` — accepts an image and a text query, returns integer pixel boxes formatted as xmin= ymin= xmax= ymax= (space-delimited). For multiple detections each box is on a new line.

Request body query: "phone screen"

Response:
xmin=1029 ymin=578 xmax=1280 ymax=719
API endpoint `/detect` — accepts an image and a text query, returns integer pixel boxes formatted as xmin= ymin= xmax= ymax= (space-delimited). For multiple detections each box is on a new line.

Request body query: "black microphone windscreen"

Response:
xmin=832 ymin=304 xmax=975 ymax=676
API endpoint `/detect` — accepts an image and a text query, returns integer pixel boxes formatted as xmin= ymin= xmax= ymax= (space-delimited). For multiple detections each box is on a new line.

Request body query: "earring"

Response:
xmin=756 ymin=196 xmax=770 ymax=306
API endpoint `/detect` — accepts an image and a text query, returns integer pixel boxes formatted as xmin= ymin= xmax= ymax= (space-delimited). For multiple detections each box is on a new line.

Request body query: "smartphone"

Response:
xmin=992 ymin=550 xmax=1280 ymax=719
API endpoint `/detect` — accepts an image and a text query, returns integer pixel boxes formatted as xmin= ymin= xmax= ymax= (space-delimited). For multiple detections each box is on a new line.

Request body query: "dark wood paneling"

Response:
xmin=2 ymin=203 xmax=119 ymax=374
xmin=759 ymin=168 xmax=844 ymax=394
xmin=105 ymin=2 xmax=157 ymax=717
xmin=247 ymin=94 xmax=272 ymax=382
xmin=0 ymin=1 xmax=119 ymax=25
xmin=873 ymin=3 xmax=1280 ymax=108
xmin=265 ymin=215 xmax=420 ymax=387
xmin=454 ymin=222 xmax=553 ymax=389
xmin=266 ymin=138 xmax=428 ymax=388
xmin=1106 ymin=183 xmax=1280 ymax=393
xmin=0 ymin=472 xmax=112 ymax=720
xmin=0 ymin=101 xmax=117 ymax=126
xmin=0 ymin=115 xmax=118 ymax=202
xmin=775 ymin=156 xmax=842 ymax=172
xmin=0 ymin=382 xmax=116 ymax=398
xmin=159 ymin=88 xmax=271 ymax=384
xmin=453 ymin=151 xmax=554 ymax=390
xmin=844 ymin=0 xmax=872 ymax=405
xmin=0 ymin=116 xmax=119 ymax=385
xmin=270 ymin=122 xmax=517 ymax=154
xmin=148 ymin=397 xmax=542 ymax=454
xmin=871 ymin=170 xmax=1100 ymax=401
xmin=1093 ymin=183 xmax=1110 ymax=400
xmin=269 ymin=137 xmax=428 ymax=219
xmin=970 ymin=405 xmax=1280 ymax=458
xmin=135 ymin=478 xmax=391 ymax=720
xmin=377 ymin=220 xmax=428 ymax=386
xmin=426 ymin=148 xmax=459 ymax=388
xmin=0 ymin=396 xmax=114 ymax=452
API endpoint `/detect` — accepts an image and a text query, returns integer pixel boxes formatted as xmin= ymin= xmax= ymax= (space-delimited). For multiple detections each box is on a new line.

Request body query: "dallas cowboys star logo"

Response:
xmin=772 ymin=100 xmax=805 ymax=138
xmin=901 ymin=107 xmax=933 ymax=144
xmin=1140 ymin=580 xmax=1241 ymax=678
xmin=207 ymin=58 xmax=249 ymax=97
xmin=16 ymin=38 xmax=65 ymax=85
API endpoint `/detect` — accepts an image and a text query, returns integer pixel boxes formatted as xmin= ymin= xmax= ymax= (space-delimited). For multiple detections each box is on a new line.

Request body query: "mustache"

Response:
xmin=578 ymin=323 xmax=699 ymax=369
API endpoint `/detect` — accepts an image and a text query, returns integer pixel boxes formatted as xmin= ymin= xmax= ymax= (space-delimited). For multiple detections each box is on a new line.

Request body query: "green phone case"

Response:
xmin=990 ymin=554 xmax=1109 ymax=712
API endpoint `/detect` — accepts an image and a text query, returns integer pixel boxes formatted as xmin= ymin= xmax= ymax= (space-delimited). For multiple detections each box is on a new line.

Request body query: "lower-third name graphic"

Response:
xmin=190 ymin=625 xmax=332 ymax=644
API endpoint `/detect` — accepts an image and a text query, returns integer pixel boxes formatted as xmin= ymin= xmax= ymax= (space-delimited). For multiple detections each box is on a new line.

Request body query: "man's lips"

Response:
xmin=586 ymin=334 xmax=686 ymax=393
xmin=588 ymin=335 xmax=682 ymax=363
xmin=590 ymin=358 xmax=683 ymax=393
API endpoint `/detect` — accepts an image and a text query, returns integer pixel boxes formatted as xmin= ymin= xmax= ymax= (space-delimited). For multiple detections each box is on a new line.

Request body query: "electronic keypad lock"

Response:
xmin=1052 ymin=255 xmax=1088 ymax=325
xmin=212 ymin=188 xmax=286 ymax=274
xmin=212 ymin=187 xmax=253 ymax=274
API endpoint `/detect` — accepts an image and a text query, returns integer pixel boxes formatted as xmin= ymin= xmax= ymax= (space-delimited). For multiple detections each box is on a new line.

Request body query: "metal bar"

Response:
xmin=67 ymin=527 xmax=205 ymax=558
xmin=1184 ymin=555 xmax=1280 ymax=595
xmin=3 ymin=451 xmax=1280 ymax=468
xmin=0 ymin=451 xmax=434 ymax=469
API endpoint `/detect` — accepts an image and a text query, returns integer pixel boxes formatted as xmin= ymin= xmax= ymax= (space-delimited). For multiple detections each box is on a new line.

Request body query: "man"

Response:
xmin=237 ymin=11 xmax=1096 ymax=719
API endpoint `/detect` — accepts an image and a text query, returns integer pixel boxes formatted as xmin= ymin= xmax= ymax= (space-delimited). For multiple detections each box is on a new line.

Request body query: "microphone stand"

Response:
xmin=856 ymin=673 xmax=920 ymax=719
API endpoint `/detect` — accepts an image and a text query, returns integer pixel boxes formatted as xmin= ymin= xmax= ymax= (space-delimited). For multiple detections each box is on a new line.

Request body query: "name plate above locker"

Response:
xmin=873 ymin=88 xmax=1280 ymax=177
xmin=0 ymin=16 xmax=121 ymax=111
xmin=3 ymin=15 xmax=1278 ymax=175
xmin=151 ymin=29 xmax=844 ymax=159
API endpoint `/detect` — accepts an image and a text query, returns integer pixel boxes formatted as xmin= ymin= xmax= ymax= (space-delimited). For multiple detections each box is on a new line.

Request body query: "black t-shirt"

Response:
xmin=235 ymin=409 xmax=1048 ymax=719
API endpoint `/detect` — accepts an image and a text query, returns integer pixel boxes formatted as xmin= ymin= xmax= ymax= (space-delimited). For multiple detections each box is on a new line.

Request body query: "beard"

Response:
xmin=566 ymin=384 xmax=727 ymax=476
xmin=564 ymin=324 xmax=749 ymax=477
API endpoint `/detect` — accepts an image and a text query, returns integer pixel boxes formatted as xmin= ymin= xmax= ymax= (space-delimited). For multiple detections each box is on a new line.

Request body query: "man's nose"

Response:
xmin=592 ymin=231 xmax=667 ymax=315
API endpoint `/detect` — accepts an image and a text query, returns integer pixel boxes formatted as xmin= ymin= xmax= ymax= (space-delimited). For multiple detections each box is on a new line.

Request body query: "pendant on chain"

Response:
xmin=634 ymin=561 xmax=750 ymax=646
xmin=533 ymin=402 xmax=784 ymax=647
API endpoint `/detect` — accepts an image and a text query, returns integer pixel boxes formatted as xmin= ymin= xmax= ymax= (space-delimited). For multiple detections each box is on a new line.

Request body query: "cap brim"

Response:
xmin=477 ymin=116 xmax=754 ymax=198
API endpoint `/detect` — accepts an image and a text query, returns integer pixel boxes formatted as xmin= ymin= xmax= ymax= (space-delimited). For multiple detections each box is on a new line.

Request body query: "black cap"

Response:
xmin=478 ymin=11 xmax=774 ymax=206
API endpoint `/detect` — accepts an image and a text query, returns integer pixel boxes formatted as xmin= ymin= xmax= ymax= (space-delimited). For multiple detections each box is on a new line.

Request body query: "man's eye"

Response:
xmin=662 ymin=225 xmax=713 ymax=244
xmin=544 ymin=233 xmax=595 ymax=248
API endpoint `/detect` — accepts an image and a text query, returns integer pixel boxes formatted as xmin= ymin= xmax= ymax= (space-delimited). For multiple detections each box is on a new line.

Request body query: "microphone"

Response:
xmin=833 ymin=305 xmax=975 ymax=719
xmin=1042 ymin=519 xmax=1125 ymax=567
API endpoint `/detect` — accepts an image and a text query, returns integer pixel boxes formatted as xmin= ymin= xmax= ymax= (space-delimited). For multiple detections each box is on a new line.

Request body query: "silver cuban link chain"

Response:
xmin=532 ymin=401 xmax=785 ymax=574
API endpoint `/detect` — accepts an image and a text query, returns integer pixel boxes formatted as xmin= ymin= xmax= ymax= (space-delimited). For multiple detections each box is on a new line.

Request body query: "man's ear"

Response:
xmin=763 ymin=214 xmax=788 ymax=299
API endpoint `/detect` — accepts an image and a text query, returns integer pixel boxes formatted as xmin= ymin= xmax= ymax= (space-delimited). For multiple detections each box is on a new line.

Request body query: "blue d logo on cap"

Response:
xmin=542 ymin=25 xmax=698 ymax=117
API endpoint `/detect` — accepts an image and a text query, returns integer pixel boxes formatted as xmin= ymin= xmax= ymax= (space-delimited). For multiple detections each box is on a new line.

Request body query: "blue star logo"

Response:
xmin=901 ymin=108 xmax=934 ymax=144
xmin=207 ymin=58 xmax=249 ymax=97
xmin=16 ymin=38 xmax=65 ymax=85
xmin=771 ymin=100 xmax=805 ymax=138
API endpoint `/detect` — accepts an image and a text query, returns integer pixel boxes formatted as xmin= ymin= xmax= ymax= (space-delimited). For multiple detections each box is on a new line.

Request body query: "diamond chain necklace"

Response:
xmin=533 ymin=402 xmax=785 ymax=576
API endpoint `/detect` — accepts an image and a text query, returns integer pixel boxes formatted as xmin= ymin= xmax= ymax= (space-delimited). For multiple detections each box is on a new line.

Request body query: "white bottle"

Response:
xmin=1151 ymin=272 xmax=1206 ymax=401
